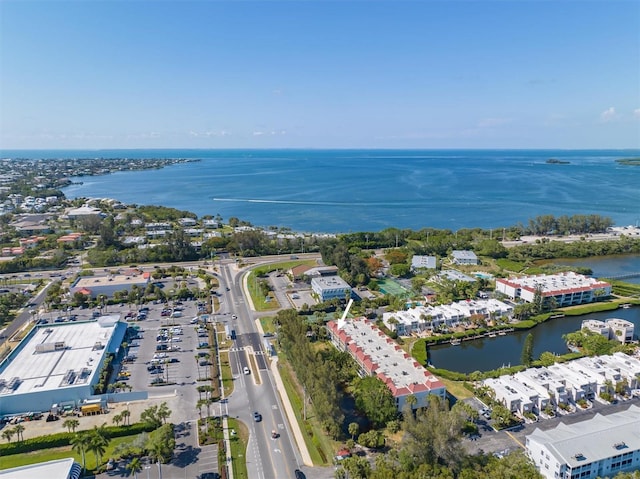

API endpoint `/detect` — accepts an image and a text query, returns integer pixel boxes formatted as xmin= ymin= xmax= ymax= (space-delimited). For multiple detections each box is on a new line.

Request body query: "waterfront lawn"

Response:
xmin=495 ymin=258 xmax=527 ymax=273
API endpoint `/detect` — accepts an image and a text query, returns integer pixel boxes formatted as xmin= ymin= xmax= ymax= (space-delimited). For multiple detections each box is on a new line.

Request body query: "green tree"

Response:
xmin=71 ymin=431 xmax=92 ymax=471
xmin=348 ymin=422 xmax=360 ymax=441
xmin=521 ymin=333 xmax=534 ymax=366
xmin=89 ymin=425 xmax=108 ymax=467
xmin=353 ymin=376 xmax=397 ymax=428
xmin=147 ymin=423 xmax=176 ymax=479
xmin=13 ymin=424 xmax=24 ymax=442
xmin=127 ymin=457 xmax=143 ymax=479
xmin=1 ymin=428 xmax=15 ymax=443
xmin=401 ymin=395 xmax=466 ymax=471
xmin=63 ymin=418 xmax=80 ymax=433
xmin=112 ymin=412 xmax=123 ymax=427
xmin=121 ymin=409 xmax=131 ymax=426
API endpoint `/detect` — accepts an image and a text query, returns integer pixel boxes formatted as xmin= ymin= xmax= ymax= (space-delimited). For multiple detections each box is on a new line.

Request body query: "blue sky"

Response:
xmin=1 ymin=0 xmax=639 ymax=149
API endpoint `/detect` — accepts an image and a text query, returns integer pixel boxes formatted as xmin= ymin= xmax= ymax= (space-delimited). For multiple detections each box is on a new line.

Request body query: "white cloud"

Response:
xmin=477 ymin=118 xmax=512 ymax=128
xmin=253 ymin=131 xmax=265 ymax=136
xmin=634 ymin=108 xmax=640 ymax=119
xmin=189 ymin=130 xmax=231 ymax=138
xmin=600 ymin=107 xmax=616 ymax=122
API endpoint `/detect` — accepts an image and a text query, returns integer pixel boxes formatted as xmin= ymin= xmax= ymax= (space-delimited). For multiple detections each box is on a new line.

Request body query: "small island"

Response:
xmin=546 ymin=158 xmax=571 ymax=164
xmin=615 ymin=157 xmax=640 ymax=166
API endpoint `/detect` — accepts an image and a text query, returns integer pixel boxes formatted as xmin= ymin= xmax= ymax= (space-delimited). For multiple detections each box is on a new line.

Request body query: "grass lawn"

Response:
xmin=228 ymin=418 xmax=249 ymax=479
xmin=0 ymin=435 xmax=133 ymax=472
xmin=439 ymin=377 xmax=473 ymax=401
xmin=277 ymin=357 xmax=335 ymax=466
xmin=220 ymin=350 xmax=234 ymax=396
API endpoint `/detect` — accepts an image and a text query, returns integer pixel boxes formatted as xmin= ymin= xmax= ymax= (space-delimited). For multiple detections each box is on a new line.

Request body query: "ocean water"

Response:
xmin=5 ymin=149 xmax=640 ymax=233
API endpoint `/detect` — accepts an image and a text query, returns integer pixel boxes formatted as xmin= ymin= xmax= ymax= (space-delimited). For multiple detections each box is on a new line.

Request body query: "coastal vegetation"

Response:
xmin=615 ymin=157 xmax=640 ymax=166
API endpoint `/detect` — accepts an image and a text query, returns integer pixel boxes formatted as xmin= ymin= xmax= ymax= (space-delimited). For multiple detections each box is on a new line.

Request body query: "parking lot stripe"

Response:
xmin=505 ymin=430 xmax=526 ymax=449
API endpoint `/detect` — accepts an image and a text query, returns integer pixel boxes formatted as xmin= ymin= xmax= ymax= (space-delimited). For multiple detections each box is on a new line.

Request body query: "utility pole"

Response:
xmin=303 ymin=385 xmax=307 ymax=421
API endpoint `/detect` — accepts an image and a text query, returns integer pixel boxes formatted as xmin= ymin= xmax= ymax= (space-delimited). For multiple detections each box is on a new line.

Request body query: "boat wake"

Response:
xmin=212 ymin=197 xmax=404 ymax=207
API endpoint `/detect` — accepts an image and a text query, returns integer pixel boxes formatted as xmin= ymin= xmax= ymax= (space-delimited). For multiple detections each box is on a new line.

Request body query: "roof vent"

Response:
xmin=574 ymin=453 xmax=586 ymax=461
xmin=614 ymin=442 xmax=627 ymax=450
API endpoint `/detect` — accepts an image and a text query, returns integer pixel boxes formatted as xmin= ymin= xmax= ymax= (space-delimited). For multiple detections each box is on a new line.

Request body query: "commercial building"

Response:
xmin=0 ymin=458 xmax=82 ymax=479
xmin=311 ymin=275 xmax=352 ymax=302
xmin=69 ymin=271 xmax=150 ymax=299
xmin=495 ymin=272 xmax=611 ymax=306
xmin=327 ymin=316 xmax=446 ymax=411
xmin=526 ymin=405 xmax=640 ymax=479
xmin=0 ymin=316 xmax=126 ymax=415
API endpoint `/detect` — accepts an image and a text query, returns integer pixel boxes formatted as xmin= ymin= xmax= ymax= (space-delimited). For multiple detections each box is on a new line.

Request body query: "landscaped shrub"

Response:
xmin=0 ymin=422 xmax=155 ymax=455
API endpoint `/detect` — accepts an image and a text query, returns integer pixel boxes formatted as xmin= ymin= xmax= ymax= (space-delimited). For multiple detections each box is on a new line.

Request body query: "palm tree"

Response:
xmin=157 ymin=402 xmax=171 ymax=424
xmin=406 ymin=394 xmax=418 ymax=409
xmin=195 ymin=355 xmax=202 ymax=380
xmin=112 ymin=412 xmax=123 ymax=427
xmin=348 ymin=422 xmax=359 ymax=441
xmin=1 ymin=428 xmax=15 ymax=443
xmin=71 ymin=431 xmax=92 ymax=471
xmin=89 ymin=425 xmax=108 ymax=467
xmin=147 ymin=441 xmax=166 ymax=479
xmin=13 ymin=424 xmax=25 ymax=442
xmin=120 ymin=409 xmax=131 ymax=426
xmin=63 ymin=418 xmax=80 ymax=433
xmin=127 ymin=457 xmax=143 ymax=479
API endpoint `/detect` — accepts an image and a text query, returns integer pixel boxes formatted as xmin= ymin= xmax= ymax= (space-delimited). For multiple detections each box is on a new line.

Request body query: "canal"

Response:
xmin=428 ymin=254 xmax=640 ymax=373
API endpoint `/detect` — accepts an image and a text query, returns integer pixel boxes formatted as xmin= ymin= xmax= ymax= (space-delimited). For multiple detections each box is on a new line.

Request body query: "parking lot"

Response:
xmin=114 ymin=300 xmax=212 ymax=406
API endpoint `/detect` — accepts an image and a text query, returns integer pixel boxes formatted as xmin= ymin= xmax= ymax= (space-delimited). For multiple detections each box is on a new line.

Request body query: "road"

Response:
xmin=218 ymin=259 xmax=304 ymax=479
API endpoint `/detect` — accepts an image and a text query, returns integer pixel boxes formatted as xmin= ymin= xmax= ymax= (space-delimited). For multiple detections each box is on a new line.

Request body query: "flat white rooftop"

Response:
xmin=0 ymin=458 xmax=78 ymax=479
xmin=528 ymin=405 xmax=640 ymax=468
xmin=72 ymin=273 xmax=149 ymax=290
xmin=330 ymin=317 xmax=444 ymax=396
xmin=0 ymin=317 xmax=120 ymax=397
xmin=498 ymin=272 xmax=609 ymax=294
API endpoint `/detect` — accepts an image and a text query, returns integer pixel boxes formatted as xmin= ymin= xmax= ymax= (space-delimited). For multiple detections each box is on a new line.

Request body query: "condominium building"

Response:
xmin=495 ymin=272 xmax=611 ymax=306
xmin=327 ymin=316 xmax=446 ymax=411
xmin=526 ymin=405 xmax=640 ymax=479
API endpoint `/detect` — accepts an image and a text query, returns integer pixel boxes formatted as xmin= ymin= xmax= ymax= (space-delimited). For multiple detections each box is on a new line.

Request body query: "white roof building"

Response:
xmin=451 ymin=250 xmax=478 ymax=265
xmin=581 ymin=318 xmax=634 ymax=343
xmin=495 ymin=272 xmax=611 ymax=306
xmin=0 ymin=317 xmax=126 ymax=415
xmin=70 ymin=272 xmax=150 ymax=299
xmin=526 ymin=405 xmax=640 ymax=479
xmin=411 ymin=255 xmax=437 ymax=270
xmin=382 ymin=298 xmax=512 ymax=336
xmin=0 ymin=458 xmax=82 ymax=479
xmin=327 ymin=317 xmax=445 ymax=411
xmin=311 ymin=275 xmax=352 ymax=302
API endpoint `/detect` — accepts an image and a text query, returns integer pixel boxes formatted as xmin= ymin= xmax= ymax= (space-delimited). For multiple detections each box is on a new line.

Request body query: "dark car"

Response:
xmin=253 ymin=411 xmax=262 ymax=422
xmin=294 ymin=470 xmax=306 ymax=479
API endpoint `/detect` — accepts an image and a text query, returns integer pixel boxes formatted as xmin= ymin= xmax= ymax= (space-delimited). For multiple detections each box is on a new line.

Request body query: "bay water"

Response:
xmin=4 ymin=148 xmax=636 ymax=234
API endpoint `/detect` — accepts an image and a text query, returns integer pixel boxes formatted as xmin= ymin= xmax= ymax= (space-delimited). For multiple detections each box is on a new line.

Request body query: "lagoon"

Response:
xmin=428 ymin=306 xmax=640 ymax=374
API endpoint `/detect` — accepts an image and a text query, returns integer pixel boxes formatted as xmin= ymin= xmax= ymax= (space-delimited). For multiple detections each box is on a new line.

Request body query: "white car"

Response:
xmin=153 ymin=353 xmax=168 ymax=359
xmin=243 ymin=366 xmax=250 ymax=375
